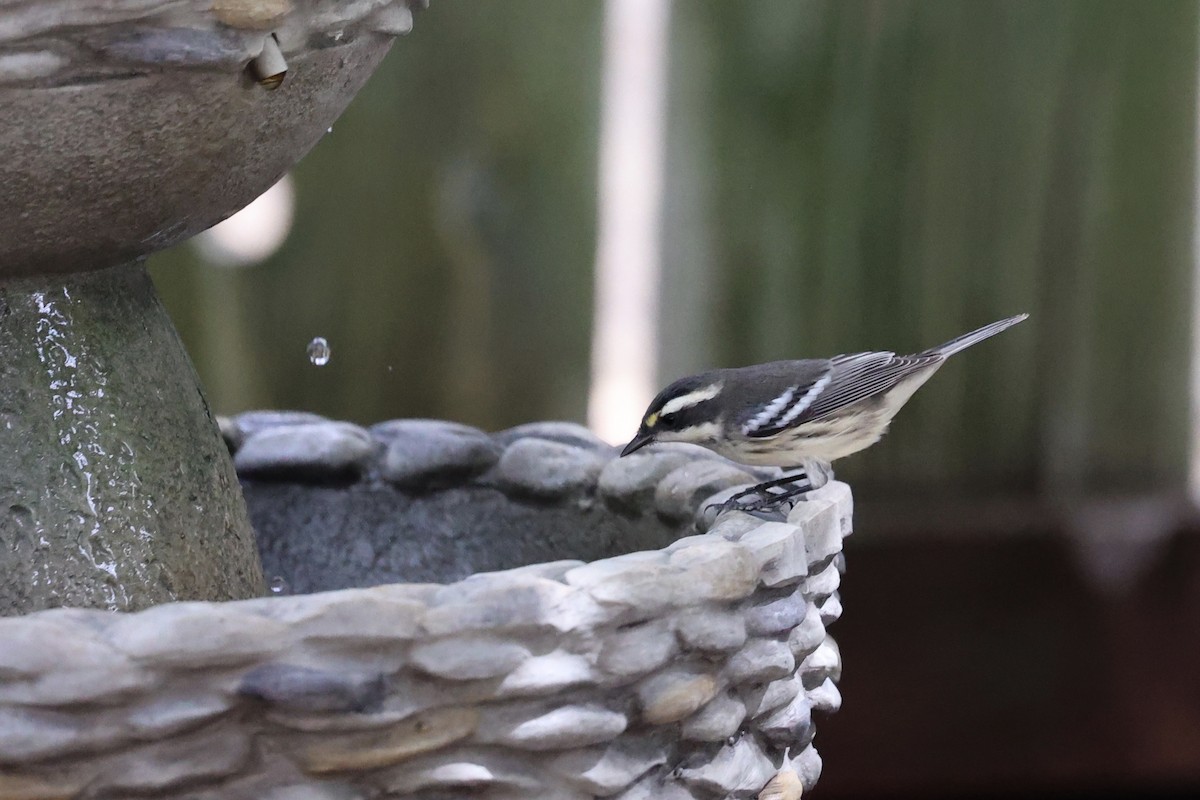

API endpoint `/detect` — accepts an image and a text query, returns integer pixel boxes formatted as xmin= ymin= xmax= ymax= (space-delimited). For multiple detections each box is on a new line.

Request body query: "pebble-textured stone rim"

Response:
xmin=0 ymin=0 xmax=423 ymax=87
xmin=226 ymin=413 xmax=783 ymax=534
xmin=0 ymin=416 xmax=852 ymax=799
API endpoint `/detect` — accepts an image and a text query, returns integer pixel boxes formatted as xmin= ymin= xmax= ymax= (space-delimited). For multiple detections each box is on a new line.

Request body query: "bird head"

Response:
xmin=621 ymin=374 xmax=725 ymax=456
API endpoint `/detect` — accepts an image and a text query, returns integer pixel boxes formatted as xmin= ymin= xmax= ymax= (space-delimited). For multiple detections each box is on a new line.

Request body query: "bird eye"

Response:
xmin=645 ymin=411 xmax=660 ymax=428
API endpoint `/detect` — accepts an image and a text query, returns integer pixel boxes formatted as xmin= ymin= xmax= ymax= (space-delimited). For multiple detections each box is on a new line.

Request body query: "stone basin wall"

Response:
xmin=225 ymin=414 xmax=795 ymax=589
xmin=0 ymin=416 xmax=851 ymax=799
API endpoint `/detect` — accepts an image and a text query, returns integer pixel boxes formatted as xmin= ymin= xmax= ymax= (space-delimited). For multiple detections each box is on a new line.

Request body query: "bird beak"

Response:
xmin=621 ymin=431 xmax=654 ymax=457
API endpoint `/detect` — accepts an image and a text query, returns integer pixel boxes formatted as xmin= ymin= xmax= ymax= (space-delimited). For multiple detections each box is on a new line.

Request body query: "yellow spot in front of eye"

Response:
xmin=645 ymin=412 xmax=659 ymax=428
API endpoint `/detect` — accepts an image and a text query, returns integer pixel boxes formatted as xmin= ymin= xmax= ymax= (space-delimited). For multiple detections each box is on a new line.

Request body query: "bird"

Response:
xmin=620 ymin=313 xmax=1028 ymax=512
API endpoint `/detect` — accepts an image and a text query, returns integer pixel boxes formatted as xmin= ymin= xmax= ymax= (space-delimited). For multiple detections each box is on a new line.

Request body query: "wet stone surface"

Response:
xmin=1 ymin=414 xmax=852 ymax=799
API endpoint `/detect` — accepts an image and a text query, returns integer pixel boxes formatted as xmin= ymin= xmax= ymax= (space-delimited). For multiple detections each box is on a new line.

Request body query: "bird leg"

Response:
xmin=714 ymin=477 xmax=811 ymax=516
xmin=719 ymin=473 xmax=813 ymax=509
xmin=800 ymin=457 xmax=833 ymax=491
xmin=711 ymin=459 xmax=833 ymax=517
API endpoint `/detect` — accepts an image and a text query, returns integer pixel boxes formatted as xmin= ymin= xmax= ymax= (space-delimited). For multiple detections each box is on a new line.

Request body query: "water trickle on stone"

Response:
xmin=307 ymin=337 xmax=330 ymax=366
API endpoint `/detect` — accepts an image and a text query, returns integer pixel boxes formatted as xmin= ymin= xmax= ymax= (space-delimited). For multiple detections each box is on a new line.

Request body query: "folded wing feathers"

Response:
xmin=743 ymin=371 xmax=831 ymax=437
xmin=802 ymin=351 xmax=940 ymax=421
xmin=745 ymin=384 xmax=797 ymax=433
xmin=744 ymin=351 xmax=939 ymax=437
xmin=740 ymin=316 xmax=1025 ymax=439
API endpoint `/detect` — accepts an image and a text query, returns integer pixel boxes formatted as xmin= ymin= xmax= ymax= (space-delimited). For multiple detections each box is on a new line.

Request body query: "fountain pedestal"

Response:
xmin=0 ymin=262 xmax=263 ymax=610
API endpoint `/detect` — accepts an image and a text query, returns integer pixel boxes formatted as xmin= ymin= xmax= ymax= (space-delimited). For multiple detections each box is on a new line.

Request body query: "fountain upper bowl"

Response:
xmin=0 ymin=0 xmax=415 ymax=276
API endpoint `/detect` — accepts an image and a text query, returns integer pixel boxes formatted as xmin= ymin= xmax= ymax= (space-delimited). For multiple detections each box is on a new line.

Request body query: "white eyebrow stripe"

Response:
xmin=745 ymin=385 xmax=796 ymax=433
xmin=776 ymin=373 xmax=831 ymax=428
xmin=660 ymin=383 xmax=722 ymax=416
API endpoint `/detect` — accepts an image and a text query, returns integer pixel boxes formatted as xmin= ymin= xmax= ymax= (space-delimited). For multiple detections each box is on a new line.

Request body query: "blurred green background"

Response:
xmin=151 ymin=3 xmax=1200 ymax=797
xmin=153 ymin=0 xmax=1196 ymax=502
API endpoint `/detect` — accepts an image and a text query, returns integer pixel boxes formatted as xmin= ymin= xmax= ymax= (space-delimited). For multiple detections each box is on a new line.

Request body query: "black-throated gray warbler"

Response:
xmin=621 ymin=314 xmax=1028 ymax=511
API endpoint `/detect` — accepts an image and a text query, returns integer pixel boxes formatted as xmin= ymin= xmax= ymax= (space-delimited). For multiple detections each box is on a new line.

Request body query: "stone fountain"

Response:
xmin=0 ymin=3 xmax=850 ymax=797
xmin=1 ymin=0 xmax=419 ymax=609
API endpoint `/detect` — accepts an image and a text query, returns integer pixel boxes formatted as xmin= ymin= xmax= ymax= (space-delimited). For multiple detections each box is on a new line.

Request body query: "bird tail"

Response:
xmin=922 ymin=313 xmax=1028 ymax=358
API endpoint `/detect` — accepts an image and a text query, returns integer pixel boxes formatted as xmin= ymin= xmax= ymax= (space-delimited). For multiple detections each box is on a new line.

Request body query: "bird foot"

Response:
xmin=707 ymin=472 xmax=818 ymax=520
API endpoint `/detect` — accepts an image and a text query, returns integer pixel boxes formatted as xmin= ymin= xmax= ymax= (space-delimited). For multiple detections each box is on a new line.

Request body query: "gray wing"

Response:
xmin=738 ymin=360 xmax=833 ymax=438
xmin=742 ymin=351 xmax=941 ymax=438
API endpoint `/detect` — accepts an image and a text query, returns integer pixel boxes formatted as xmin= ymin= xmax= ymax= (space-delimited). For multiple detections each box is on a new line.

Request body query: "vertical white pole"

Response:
xmin=1191 ymin=35 xmax=1200 ymax=508
xmin=588 ymin=0 xmax=673 ymax=444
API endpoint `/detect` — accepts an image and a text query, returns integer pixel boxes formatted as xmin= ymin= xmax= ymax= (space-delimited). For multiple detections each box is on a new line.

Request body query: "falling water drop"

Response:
xmin=269 ymin=575 xmax=289 ymax=595
xmin=307 ymin=337 xmax=330 ymax=366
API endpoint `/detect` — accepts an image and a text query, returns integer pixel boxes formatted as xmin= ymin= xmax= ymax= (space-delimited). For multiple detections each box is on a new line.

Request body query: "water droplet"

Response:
xmin=269 ymin=575 xmax=289 ymax=595
xmin=307 ymin=337 xmax=330 ymax=366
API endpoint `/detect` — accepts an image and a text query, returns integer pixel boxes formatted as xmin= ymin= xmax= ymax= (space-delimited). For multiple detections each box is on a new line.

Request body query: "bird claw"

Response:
xmin=706 ymin=473 xmax=821 ymax=520
xmin=709 ymin=497 xmax=794 ymax=522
